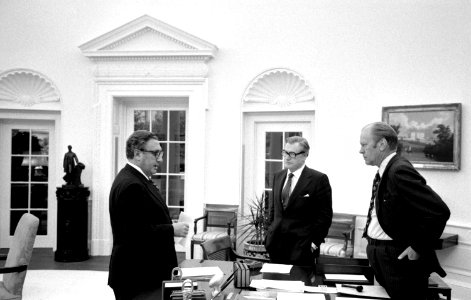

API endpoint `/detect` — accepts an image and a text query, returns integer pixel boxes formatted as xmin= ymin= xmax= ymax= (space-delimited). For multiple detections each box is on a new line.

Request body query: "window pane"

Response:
xmin=151 ymin=111 xmax=168 ymax=141
xmin=285 ymin=132 xmax=302 ymax=141
xmin=266 ymin=132 xmax=283 ymax=159
xmin=11 ymin=184 xmax=28 ymax=208
xmin=168 ymin=175 xmax=184 ymax=207
xmin=11 ymin=130 xmax=30 ymax=154
xmin=265 ymin=161 xmax=283 ymax=189
xmin=10 ymin=211 xmax=28 ymax=235
xmin=11 ymin=156 xmax=29 ymax=181
xmin=31 ymin=131 xmax=49 ymax=155
xmin=169 ymin=111 xmax=185 ymax=141
xmin=134 ymin=110 xmax=149 ymax=131
xmin=30 ymin=210 xmax=47 ymax=235
xmin=31 ymin=184 xmax=48 ymax=208
xmin=169 ymin=143 xmax=185 ymax=173
xmin=31 ymin=156 xmax=48 ymax=182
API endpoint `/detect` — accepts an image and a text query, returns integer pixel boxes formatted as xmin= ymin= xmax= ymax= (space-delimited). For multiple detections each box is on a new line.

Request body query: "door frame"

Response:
xmin=241 ymin=111 xmax=315 ymax=213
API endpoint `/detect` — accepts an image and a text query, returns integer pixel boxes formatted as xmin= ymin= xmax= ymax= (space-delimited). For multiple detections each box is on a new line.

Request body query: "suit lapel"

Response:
xmin=288 ymin=167 xmax=311 ymax=204
xmin=375 ymin=154 xmax=399 ymax=207
xmin=275 ymin=171 xmax=287 ymax=210
xmin=125 ymin=165 xmax=168 ymax=212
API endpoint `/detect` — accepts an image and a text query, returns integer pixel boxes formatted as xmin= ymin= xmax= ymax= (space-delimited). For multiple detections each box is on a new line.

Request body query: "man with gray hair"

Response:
xmin=359 ymin=122 xmax=450 ymax=299
xmin=108 ymin=130 xmax=189 ymax=300
xmin=265 ymin=136 xmax=333 ymax=267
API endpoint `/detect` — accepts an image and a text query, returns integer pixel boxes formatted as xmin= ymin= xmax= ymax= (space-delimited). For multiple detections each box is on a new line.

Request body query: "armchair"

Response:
xmin=201 ymin=235 xmax=269 ymax=263
xmin=191 ymin=204 xmax=238 ymax=259
xmin=0 ymin=213 xmax=39 ymax=299
xmin=320 ymin=213 xmax=355 ymax=258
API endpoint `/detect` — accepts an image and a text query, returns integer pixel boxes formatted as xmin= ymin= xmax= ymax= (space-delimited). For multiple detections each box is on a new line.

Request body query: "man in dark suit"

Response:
xmin=265 ymin=136 xmax=332 ymax=267
xmin=359 ymin=122 xmax=450 ymax=300
xmin=108 ymin=130 xmax=189 ymax=300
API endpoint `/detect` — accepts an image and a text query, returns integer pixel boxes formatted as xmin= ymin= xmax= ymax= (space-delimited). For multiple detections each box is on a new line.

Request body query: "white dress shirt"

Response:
xmin=367 ymin=152 xmax=396 ymax=240
xmin=283 ymin=164 xmax=306 ymax=195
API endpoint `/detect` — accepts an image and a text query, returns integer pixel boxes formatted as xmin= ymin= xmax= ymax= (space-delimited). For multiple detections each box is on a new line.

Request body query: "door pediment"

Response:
xmin=79 ymin=15 xmax=218 ymax=61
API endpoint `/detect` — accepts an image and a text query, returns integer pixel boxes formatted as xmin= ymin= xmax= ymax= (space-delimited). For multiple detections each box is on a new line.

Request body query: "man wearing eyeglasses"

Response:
xmin=265 ymin=136 xmax=333 ymax=267
xmin=108 ymin=130 xmax=189 ymax=300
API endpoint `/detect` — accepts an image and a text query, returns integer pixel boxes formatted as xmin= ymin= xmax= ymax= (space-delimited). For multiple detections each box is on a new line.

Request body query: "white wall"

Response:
xmin=1 ymin=0 xmax=470 ymax=297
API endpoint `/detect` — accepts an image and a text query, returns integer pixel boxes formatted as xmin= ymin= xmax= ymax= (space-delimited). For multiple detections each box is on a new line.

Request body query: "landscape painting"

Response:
xmin=382 ymin=103 xmax=461 ymax=170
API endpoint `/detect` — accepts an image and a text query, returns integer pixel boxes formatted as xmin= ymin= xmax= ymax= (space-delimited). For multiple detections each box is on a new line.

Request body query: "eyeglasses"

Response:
xmin=141 ymin=149 xmax=164 ymax=158
xmin=281 ymin=150 xmax=305 ymax=158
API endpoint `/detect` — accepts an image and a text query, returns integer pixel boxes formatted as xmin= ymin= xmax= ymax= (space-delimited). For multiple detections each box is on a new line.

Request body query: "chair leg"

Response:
xmin=191 ymin=241 xmax=194 ymax=259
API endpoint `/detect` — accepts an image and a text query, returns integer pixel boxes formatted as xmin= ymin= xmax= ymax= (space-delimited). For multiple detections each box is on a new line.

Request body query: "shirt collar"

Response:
xmin=127 ymin=161 xmax=151 ymax=181
xmin=288 ymin=164 xmax=305 ymax=178
xmin=378 ymin=152 xmax=396 ymax=177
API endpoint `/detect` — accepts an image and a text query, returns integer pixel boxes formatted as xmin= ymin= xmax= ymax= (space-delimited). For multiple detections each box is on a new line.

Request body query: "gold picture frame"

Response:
xmin=382 ymin=103 xmax=461 ymax=170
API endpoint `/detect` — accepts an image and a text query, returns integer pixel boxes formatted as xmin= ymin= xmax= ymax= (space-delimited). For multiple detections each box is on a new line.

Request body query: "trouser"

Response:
xmin=366 ymin=239 xmax=428 ymax=300
xmin=112 ymin=286 xmax=162 ymax=300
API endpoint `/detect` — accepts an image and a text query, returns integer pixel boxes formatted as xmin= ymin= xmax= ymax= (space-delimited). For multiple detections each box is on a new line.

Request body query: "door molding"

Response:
xmin=0 ymin=112 xmax=60 ymax=249
xmin=241 ymin=111 xmax=315 ymax=213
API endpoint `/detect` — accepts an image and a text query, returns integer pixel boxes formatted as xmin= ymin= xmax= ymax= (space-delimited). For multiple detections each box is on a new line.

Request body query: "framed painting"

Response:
xmin=382 ymin=103 xmax=461 ymax=170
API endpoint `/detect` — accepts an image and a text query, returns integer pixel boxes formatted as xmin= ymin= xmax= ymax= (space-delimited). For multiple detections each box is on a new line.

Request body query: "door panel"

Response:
xmin=0 ymin=121 xmax=55 ymax=248
xmin=122 ymin=98 xmax=188 ymax=220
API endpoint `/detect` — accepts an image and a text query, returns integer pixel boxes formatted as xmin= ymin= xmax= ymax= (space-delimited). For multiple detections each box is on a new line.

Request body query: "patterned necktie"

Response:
xmin=281 ymin=173 xmax=294 ymax=210
xmin=363 ymin=172 xmax=381 ymax=238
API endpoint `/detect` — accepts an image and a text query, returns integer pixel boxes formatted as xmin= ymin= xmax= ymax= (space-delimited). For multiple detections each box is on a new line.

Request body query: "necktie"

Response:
xmin=363 ymin=172 xmax=381 ymax=238
xmin=281 ymin=173 xmax=294 ymax=210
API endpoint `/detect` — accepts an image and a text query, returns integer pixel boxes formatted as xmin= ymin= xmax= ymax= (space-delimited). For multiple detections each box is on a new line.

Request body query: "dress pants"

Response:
xmin=113 ymin=286 xmax=162 ymax=300
xmin=366 ymin=242 xmax=428 ymax=300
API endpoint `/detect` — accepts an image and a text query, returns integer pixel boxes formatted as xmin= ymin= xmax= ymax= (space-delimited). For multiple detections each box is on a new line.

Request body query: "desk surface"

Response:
xmin=179 ymin=259 xmax=379 ymax=300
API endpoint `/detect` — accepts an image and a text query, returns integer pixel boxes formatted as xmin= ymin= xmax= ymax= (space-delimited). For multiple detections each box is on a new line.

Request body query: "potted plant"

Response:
xmin=238 ymin=192 xmax=270 ymax=259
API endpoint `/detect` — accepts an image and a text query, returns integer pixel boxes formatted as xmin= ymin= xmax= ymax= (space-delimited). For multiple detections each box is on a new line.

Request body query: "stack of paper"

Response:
xmin=260 ymin=263 xmax=293 ymax=274
xmin=250 ymin=279 xmax=305 ymax=293
xmin=180 ymin=266 xmax=223 ymax=281
xmin=335 ymin=283 xmax=390 ymax=299
xmin=277 ymin=292 xmax=326 ymax=300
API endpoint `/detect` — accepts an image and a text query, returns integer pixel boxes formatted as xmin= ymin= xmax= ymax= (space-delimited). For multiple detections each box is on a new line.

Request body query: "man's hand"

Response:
xmin=398 ymin=246 xmax=420 ymax=260
xmin=173 ymin=222 xmax=189 ymax=237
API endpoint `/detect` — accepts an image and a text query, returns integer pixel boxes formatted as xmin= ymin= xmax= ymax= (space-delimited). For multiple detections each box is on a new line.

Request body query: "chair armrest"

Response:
xmin=233 ymin=250 xmax=270 ymax=263
xmin=0 ymin=264 xmax=27 ymax=274
xmin=193 ymin=215 xmax=208 ymax=234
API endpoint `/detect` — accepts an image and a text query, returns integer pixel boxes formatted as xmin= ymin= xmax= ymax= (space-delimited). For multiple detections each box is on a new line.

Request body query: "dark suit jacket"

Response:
xmin=108 ymin=164 xmax=177 ymax=294
xmin=376 ymin=154 xmax=450 ymax=276
xmin=265 ymin=166 xmax=332 ymax=266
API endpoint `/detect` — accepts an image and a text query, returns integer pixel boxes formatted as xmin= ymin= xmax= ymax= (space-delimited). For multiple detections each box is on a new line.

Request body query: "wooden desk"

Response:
xmin=180 ymin=259 xmax=377 ymax=300
xmin=435 ymin=233 xmax=458 ymax=250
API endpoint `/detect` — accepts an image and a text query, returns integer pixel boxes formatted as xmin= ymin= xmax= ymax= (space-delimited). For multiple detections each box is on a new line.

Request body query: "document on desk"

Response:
xmin=324 ymin=274 xmax=368 ymax=282
xmin=277 ymin=292 xmax=326 ymax=300
xmin=250 ymin=279 xmax=305 ymax=292
xmin=180 ymin=266 xmax=222 ymax=280
xmin=259 ymin=263 xmax=293 ymax=274
xmin=174 ymin=212 xmax=193 ymax=247
xmin=303 ymin=286 xmax=338 ymax=294
xmin=335 ymin=284 xmax=390 ymax=299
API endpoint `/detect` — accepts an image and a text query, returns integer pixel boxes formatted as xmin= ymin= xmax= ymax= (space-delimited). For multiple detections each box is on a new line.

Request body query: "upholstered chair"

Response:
xmin=0 ymin=213 xmax=39 ymax=300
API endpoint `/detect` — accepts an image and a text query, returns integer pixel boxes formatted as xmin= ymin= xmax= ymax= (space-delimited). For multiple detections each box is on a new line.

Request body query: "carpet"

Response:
xmin=5 ymin=270 xmax=115 ymax=300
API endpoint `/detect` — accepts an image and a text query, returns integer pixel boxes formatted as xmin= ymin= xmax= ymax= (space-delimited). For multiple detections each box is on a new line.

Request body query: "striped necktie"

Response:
xmin=281 ymin=173 xmax=294 ymax=210
xmin=363 ymin=172 xmax=381 ymax=238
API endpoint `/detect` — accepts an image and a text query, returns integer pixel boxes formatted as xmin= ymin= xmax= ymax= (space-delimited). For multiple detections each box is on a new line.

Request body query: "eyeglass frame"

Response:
xmin=281 ymin=150 xmax=306 ymax=158
xmin=140 ymin=149 xmax=164 ymax=158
